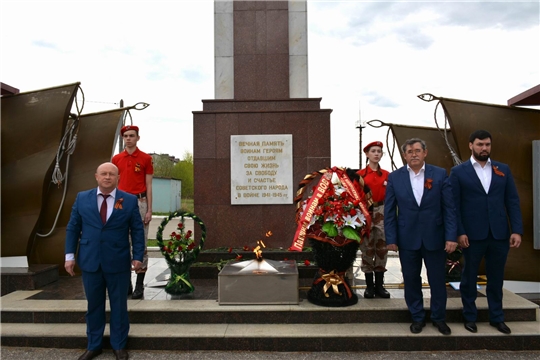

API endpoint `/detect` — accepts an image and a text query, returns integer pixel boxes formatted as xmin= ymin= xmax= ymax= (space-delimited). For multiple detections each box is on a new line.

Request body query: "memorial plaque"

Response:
xmin=230 ymin=134 xmax=293 ymax=205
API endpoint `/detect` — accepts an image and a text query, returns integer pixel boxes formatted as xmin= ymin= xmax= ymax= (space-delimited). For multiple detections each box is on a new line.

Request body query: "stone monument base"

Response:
xmin=1 ymin=264 xmax=59 ymax=296
xmin=218 ymin=259 xmax=298 ymax=305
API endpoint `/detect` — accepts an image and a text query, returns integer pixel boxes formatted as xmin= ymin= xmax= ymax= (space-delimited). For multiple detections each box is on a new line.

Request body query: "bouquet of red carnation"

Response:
xmin=161 ymin=222 xmax=196 ymax=260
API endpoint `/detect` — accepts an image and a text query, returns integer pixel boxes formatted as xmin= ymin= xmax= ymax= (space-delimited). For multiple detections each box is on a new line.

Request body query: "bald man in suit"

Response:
xmin=65 ymin=162 xmax=145 ymax=360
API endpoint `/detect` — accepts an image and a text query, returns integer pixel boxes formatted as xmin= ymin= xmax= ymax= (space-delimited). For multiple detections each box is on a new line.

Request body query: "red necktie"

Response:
xmin=100 ymin=194 xmax=110 ymax=224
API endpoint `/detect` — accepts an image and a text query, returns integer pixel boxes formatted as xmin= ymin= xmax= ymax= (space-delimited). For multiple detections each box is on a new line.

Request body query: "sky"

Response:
xmin=1 ymin=0 xmax=539 ymax=170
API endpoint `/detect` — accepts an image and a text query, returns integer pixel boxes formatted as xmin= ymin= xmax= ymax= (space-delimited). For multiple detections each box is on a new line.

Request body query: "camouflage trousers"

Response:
xmin=359 ymin=204 xmax=388 ymax=273
xmin=129 ymin=198 xmax=149 ymax=272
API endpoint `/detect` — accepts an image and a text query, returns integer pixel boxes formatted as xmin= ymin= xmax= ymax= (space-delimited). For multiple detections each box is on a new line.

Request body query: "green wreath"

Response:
xmin=155 ymin=210 xmax=206 ymax=295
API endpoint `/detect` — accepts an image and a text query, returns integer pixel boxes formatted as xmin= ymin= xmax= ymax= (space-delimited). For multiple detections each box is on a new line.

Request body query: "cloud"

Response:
xmin=181 ymin=68 xmax=209 ymax=83
xmin=32 ymin=40 xmax=59 ymax=50
xmin=363 ymin=91 xmax=400 ymax=108
xmin=337 ymin=1 xmax=539 ymax=49
xmin=437 ymin=2 xmax=540 ymax=30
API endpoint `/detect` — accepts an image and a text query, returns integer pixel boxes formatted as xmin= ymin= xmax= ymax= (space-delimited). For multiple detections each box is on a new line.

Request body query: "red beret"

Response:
xmin=363 ymin=141 xmax=383 ymax=153
xmin=121 ymin=125 xmax=139 ymax=136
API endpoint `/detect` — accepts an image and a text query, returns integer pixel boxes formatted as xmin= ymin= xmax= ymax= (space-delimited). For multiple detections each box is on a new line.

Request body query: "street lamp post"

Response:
xmin=355 ymin=120 xmax=365 ymax=169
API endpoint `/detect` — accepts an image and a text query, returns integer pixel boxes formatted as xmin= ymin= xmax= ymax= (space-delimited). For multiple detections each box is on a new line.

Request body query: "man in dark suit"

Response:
xmin=449 ymin=130 xmax=522 ymax=335
xmin=385 ymin=138 xmax=457 ymax=335
xmin=65 ymin=162 xmax=145 ymax=360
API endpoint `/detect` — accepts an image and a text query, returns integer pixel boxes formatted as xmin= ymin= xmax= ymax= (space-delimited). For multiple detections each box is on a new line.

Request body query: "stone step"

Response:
xmin=1 ymin=320 xmax=539 ymax=351
xmin=1 ymin=290 xmax=537 ymax=325
xmin=1 ymin=289 xmax=538 ymax=351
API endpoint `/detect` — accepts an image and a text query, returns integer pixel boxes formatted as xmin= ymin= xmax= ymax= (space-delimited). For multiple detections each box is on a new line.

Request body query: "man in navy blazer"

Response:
xmin=65 ymin=162 xmax=145 ymax=360
xmin=449 ymin=130 xmax=522 ymax=335
xmin=385 ymin=138 xmax=457 ymax=335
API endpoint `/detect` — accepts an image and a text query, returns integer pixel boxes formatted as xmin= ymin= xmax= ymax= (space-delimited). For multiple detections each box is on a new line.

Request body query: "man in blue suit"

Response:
xmin=449 ymin=130 xmax=522 ymax=335
xmin=65 ymin=162 xmax=145 ymax=360
xmin=385 ymin=138 xmax=457 ymax=335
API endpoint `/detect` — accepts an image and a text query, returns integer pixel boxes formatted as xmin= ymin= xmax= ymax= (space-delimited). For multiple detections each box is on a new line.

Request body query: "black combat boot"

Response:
xmin=132 ymin=273 xmax=145 ymax=299
xmin=375 ymin=272 xmax=390 ymax=298
xmin=364 ymin=272 xmax=375 ymax=298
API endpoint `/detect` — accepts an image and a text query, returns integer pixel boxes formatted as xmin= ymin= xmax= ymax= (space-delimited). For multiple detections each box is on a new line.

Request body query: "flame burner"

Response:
xmin=218 ymin=258 xmax=299 ymax=305
xmin=230 ymin=258 xmax=279 ymax=274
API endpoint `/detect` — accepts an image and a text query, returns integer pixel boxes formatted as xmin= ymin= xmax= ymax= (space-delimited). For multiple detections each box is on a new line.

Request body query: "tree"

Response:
xmin=172 ymin=151 xmax=194 ymax=199
xmin=152 ymin=154 xmax=175 ymax=178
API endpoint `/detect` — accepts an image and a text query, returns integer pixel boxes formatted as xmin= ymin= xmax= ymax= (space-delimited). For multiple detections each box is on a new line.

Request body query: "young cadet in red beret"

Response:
xmin=357 ymin=141 xmax=391 ymax=298
xmin=112 ymin=125 xmax=154 ymax=299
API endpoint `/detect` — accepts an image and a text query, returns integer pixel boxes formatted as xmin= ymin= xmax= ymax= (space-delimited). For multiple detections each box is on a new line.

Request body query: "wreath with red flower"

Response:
xmin=156 ymin=210 xmax=206 ymax=294
xmin=290 ymin=167 xmax=372 ymax=251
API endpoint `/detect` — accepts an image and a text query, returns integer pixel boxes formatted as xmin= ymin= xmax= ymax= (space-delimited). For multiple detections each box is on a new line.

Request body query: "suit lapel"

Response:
xmin=88 ymin=189 xmax=103 ymax=226
xmin=489 ymin=161 xmax=504 ymax=193
xmin=108 ymin=189 xmax=123 ymax=223
xmin=399 ymin=167 xmax=417 ymax=206
xmin=420 ymin=165 xmax=432 ymax=205
xmin=463 ymin=161 xmax=486 ymax=193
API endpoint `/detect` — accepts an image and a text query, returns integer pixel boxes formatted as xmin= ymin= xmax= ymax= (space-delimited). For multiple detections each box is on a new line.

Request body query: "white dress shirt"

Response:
xmin=407 ymin=163 xmax=426 ymax=206
xmin=65 ymin=189 xmax=117 ymax=261
xmin=470 ymin=156 xmax=492 ymax=194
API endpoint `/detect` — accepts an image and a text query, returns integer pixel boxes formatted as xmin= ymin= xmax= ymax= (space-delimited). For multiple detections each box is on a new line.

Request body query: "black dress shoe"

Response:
xmin=113 ymin=349 xmax=129 ymax=360
xmin=77 ymin=349 xmax=102 ymax=360
xmin=132 ymin=284 xmax=144 ymax=299
xmin=128 ymin=283 xmax=133 ymax=296
xmin=490 ymin=321 xmax=511 ymax=334
xmin=464 ymin=321 xmax=477 ymax=333
xmin=432 ymin=321 xmax=451 ymax=335
xmin=410 ymin=321 xmax=426 ymax=334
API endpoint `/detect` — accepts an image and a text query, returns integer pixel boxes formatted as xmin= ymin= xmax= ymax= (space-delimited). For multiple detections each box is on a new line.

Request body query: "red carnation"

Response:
xmin=304 ymin=259 xmax=311 ymax=266
xmin=178 ymin=223 xmax=184 ymax=229
xmin=228 ymin=247 xmax=233 ymax=253
xmin=242 ymin=246 xmax=250 ymax=251
xmin=236 ymin=254 xmax=243 ymax=260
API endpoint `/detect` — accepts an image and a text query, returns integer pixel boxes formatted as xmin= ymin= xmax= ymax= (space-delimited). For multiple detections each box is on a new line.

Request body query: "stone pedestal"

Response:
xmin=1 ymin=264 xmax=59 ymax=296
xmin=194 ymin=1 xmax=331 ymax=250
xmin=218 ymin=259 xmax=298 ymax=305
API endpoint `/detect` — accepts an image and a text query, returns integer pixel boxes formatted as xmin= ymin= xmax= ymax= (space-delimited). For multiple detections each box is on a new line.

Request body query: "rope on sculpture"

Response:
xmin=365 ymin=119 xmax=400 ymax=171
xmin=418 ymin=93 xmax=462 ymax=166
xmin=37 ymin=85 xmax=84 ymax=238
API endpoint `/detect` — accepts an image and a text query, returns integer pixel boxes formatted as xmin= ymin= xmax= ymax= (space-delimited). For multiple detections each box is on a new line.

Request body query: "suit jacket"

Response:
xmin=449 ymin=160 xmax=523 ymax=241
xmin=384 ymin=164 xmax=456 ymax=251
xmin=65 ymin=188 xmax=145 ymax=273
